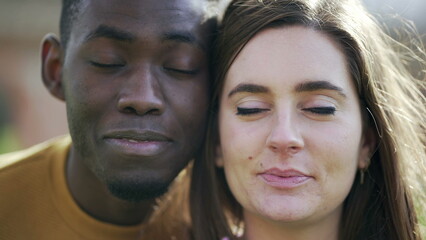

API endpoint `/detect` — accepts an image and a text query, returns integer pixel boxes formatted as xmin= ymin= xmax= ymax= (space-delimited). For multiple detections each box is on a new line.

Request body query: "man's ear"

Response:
xmin=358 ymin=125 xmax=378 ymax=169
xmin=215 ymin=145 xmax=224 ymax=168
xmin=41 ymin=34 xmax=65 ymax=101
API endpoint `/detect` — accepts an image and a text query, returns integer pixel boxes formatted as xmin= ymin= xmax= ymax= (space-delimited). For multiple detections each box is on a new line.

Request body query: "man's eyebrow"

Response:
xmin=161 ymin=31 xmax=206 ymax=52
xmin=295 ymin=80 xmax=347 ymax=98
xmin=228 ymin=83 xmax=270 ymax=98
xmin=84 ymin=25 xmax=136 ymax=43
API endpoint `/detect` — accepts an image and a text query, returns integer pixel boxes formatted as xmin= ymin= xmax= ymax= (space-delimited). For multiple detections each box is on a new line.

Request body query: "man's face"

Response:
xmin=61 ymin=0 xmax=212 ymax=201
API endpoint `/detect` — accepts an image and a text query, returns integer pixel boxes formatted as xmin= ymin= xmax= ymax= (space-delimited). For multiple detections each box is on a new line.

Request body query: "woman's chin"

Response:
xmin=248 ymin=202 xmax=315 ymax=224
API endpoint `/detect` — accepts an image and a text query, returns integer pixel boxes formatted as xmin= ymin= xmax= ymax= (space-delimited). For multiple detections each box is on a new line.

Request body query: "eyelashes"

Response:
xmin=90 ymin=61 xmax=125 ymax=68
xmin=89 ymin=61 xmax=198 ymax=76
xmin=236 ymin=106 xmax=336 ymax=116
xmin=236 ymin=107 xmax=270 ymax=116
xmin=163 ymin=67 xmax=198 ymax=75
xmin=302 ymin=107 xmax=336 ymax=115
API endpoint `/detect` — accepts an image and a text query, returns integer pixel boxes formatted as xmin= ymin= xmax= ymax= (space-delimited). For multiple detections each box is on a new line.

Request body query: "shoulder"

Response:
xmin=0 ymin=135 xmax=71 ymax=172
xmin=0 ymin=134 xmax=71 ymax=206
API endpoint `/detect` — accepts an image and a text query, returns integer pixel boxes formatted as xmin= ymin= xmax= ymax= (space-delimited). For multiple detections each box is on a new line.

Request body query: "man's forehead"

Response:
xmin=66 ymin=0 xmax=214 ymax=51
xmin=80 ymin=0 xmax=209 ymax=17
xmin=75 ymin=0 xmax=210 ymax=33
xmin=66 ymin=0 xmax=216 ymax=52
xmin=79 ymin=24 xmax=208 ymax=52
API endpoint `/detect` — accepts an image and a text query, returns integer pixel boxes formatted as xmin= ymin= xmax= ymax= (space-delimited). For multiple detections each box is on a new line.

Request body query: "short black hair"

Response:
xmin=60 ymin=0 xmax=83 ymax=49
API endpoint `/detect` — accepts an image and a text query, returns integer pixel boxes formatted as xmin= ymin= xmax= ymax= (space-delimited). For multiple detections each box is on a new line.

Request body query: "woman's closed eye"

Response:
xmin=236 ymin=107 xmax=270 ymax=116
xmin=302 ymin=106 xmax=336 ymax=115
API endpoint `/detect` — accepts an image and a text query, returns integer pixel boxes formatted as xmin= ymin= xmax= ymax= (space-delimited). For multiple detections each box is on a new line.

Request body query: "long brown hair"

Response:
xmin=190 ymin=0 xmax=426 ymax=239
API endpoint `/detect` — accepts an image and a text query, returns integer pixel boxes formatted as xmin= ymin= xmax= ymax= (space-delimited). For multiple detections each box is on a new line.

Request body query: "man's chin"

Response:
xmin=106 ymin=179 xmax=170 ymax=202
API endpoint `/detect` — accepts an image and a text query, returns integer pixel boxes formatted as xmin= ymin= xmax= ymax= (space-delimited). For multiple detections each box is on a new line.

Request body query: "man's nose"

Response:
xmin=266 ymin=111 xmax=304 ymax=156
xmin=116 ymin=67 xmax=165 ymax=116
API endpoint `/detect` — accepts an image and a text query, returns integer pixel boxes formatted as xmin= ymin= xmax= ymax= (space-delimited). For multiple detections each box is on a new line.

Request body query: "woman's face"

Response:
xmin=217 ymin=26 xmax=373 ymax=226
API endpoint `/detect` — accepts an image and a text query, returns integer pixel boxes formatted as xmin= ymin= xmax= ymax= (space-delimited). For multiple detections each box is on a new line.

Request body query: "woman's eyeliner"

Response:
xmin=303 ymin=107 xmax=336 ymax=115
xmin=236 ymin=107 xmax=270 ymax=116
xmin=237 ymin=107 xmax=335 ymax=116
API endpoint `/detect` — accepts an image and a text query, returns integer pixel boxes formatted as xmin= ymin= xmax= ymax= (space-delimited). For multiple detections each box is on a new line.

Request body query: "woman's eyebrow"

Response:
xmin=227 ymin=83 xmax=270 ymax=98
xmin=295 ymin=80 xmax=347 ymax=98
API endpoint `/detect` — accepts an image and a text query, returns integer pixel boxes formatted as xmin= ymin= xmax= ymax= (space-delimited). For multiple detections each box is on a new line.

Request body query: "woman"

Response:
xmin=190 ymin=0 xmax=426 ymax=239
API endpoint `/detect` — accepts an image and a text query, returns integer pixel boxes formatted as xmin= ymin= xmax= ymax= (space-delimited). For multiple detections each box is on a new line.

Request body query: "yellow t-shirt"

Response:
xmin=0 ymin=136 xmax=145 ymax=240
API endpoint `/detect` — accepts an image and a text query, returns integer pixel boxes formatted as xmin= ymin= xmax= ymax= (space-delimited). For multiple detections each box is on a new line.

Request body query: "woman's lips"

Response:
xmin=259 ymin=168 xmax=312 ymax=189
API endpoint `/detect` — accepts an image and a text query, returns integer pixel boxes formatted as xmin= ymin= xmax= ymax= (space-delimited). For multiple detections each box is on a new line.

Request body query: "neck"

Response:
xmin=66 ymin=146 xmax=155 ymax=226
xmin=242 ymin=209 xmax=341 ymax=240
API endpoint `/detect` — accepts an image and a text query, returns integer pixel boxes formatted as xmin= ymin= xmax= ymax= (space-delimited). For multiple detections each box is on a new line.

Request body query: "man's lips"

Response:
xmin=103 ymin=130 xmax=172 ymax=142
xmin=258 ymin=168 xmax=312 ymax=189
xmin=103 ymin=130 xmax=172 ymax=157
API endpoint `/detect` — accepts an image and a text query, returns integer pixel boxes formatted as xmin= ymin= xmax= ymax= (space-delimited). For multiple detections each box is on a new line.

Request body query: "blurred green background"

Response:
xmin=0 ymin=0 xmax=66 ymax=154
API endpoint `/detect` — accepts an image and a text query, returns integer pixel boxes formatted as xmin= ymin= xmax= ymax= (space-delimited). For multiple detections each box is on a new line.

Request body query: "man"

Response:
xmin=0 ymin=0 xmax=216 ymax=239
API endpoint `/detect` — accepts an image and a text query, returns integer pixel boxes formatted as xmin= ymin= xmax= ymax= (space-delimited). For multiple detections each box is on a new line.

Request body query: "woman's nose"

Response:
xmin=266 ymin=111 xmax=304 ymax=156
